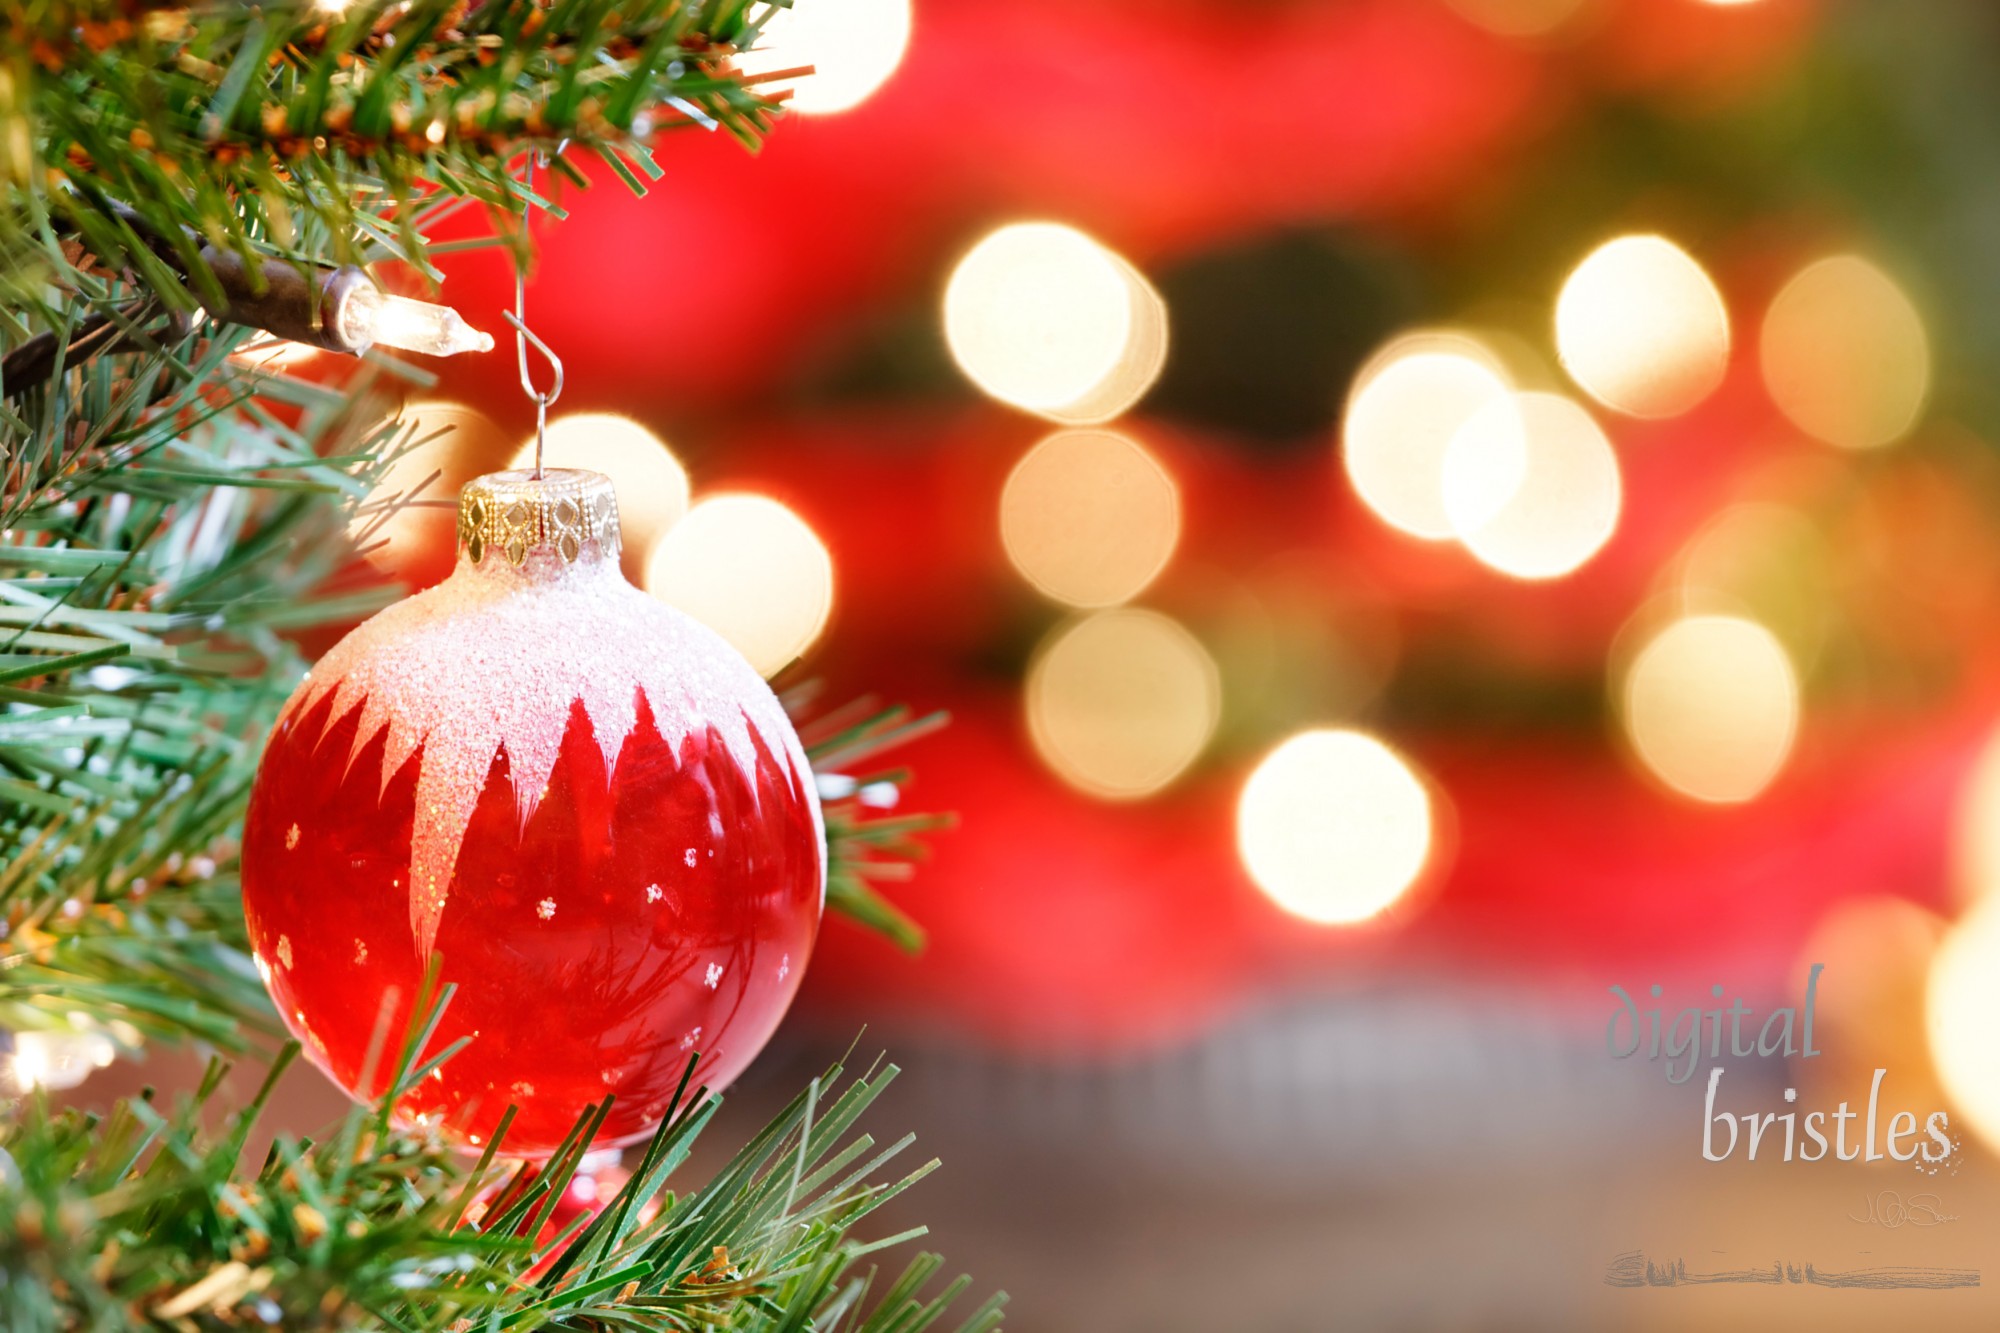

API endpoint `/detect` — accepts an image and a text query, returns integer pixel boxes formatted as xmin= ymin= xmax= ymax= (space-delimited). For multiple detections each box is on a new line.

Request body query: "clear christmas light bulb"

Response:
xmin=339 ymin=285 xmax=494 ymax=358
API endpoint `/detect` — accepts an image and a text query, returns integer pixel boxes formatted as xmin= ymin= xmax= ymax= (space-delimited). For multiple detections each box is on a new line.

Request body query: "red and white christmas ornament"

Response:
xmin=241 ymin=467 xmax=824 ymax=1155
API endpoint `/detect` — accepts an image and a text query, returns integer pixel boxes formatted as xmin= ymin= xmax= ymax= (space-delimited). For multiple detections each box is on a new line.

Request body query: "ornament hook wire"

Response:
xmin=503 ymin=310 xmax=564 ymax=473
xmin=512 ymin=143 xmax=569 ymax=478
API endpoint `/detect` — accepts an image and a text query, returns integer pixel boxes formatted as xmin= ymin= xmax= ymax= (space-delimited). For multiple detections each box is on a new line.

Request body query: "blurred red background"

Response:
xmin=314 ymin=0 xmax=2000 ymax=1069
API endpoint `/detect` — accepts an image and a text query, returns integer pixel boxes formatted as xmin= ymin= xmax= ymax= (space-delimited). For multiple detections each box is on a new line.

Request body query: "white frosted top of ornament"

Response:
xmin=281 ymin=541 xmax=823 ymax=957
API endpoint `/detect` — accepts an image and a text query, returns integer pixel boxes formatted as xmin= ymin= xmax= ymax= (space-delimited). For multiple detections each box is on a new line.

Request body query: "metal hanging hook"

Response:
xmin=503 ymin=309 xmax=563 ymax=476
xmin=512 ymin=142 xmax=569 ymax=478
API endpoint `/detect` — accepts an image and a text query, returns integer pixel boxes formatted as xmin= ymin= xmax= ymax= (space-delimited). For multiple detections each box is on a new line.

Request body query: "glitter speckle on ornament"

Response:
xmin=241 ymin=469 xmax=826 ymax=1155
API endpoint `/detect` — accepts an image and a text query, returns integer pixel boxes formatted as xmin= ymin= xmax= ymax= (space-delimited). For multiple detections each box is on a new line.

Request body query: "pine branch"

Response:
xmin=0 ymin=999 xmax=1004 ymax=1331
xmin=3 ymin=0 xmax=797 ymax=313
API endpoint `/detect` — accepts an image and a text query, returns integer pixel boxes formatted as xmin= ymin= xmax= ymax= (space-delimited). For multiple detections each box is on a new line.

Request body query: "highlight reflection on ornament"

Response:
xmin=241 ymin=469 xmax=825 ymax=1155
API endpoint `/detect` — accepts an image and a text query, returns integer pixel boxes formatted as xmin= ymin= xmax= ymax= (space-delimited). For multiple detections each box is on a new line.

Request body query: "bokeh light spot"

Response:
xmin=1760 ymin=255 xmax=1930 ymax=450
xmin=644 ymin=495 xmax=833 ymax=678
xmin=1621 ymin=614 xmax=1798 ymax=804
xmin=733 ymin=0 xmax=911 ymax=115
xmin=5 ymin=1027 xmax=117 ymax=1093
xmin=944 ymin=222 xmax=1167 ymax=423
xmin=1796 ymin=895 xmax=1946 ymax=1104
xmin=1441 ymin=391 xmax=1621 ymax=580
xmin=1026 ymin=610 xmax=1220 ymax=801
xmin=1237 ymin=729 xmax=1434 ymax=926
xmin=1928 ymin=899 xmax=2000 ymax=1155
xmin=1555 ymin=235 xmax=1730 ymax=419
xmin=1343 ymin=339 xmax=1512 ymax=541
xmin=1950 ymin=719 xmax=2000 ymax=908
xmin=1001 ymin=428 xmax=1180 ymax=608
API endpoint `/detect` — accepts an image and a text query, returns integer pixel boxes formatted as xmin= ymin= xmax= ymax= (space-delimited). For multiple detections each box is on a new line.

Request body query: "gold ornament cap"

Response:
xmin=457 ymin=468 xmax=622 ymax=567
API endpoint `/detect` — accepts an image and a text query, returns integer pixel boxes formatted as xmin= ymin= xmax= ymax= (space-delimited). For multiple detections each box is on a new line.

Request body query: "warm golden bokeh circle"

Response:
xmin=1620 ymin=613 xmax=1799 ymax=804
xmin=1555 ymin=235 xmax=1730 ymax=419
xmin=1928 ymin=898 xmax=2000 ymax=1156
xmin=1343 ymin=339 xmax=1512 ymax=542
xmin=1000 ymin=428 xmax=1181 ymax=608
xmin=644 ymin=494 xmax=834 ymax=678
xmin=1442 ymin=391 xmax=1622 ymax=580
xmin=1760 ymin=255 xmax=1930 ymax=451
xmin=944 ymin=222 xmax=1167 ymax=424
xmin=1237 ymin=729 xmax=1435 ymax=926
xmin=354 ymin=399 xmax=508 ymax=572
xmin=1026 ymin=609 xmax=1220 ymax=801
xmin=731 ymin=0 xmax=912 ymax=114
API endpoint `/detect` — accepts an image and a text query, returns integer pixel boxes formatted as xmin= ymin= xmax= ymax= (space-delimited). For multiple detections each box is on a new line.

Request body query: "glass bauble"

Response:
xmin=241 ymin=469 xmax=824 ymax=1154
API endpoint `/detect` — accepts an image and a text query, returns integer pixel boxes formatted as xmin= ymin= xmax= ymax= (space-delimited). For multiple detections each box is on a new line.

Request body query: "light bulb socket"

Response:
xmin=198 ymin=250 xmax=373 ymax=354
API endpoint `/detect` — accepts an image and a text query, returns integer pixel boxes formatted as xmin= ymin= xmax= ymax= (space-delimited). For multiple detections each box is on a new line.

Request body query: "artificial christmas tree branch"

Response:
xmin=0 ymin=298 xmax=164 ymax=391
xmin=4 ymin=0 xmax=794 ymax=306
xmin=0 ymin=989 xmax=1005 ymax=1330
